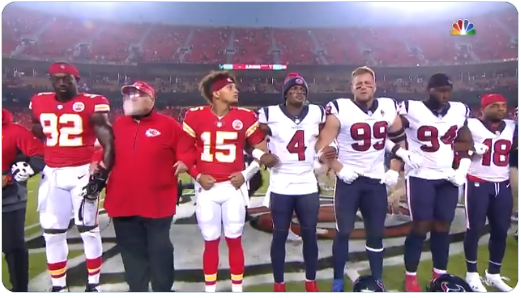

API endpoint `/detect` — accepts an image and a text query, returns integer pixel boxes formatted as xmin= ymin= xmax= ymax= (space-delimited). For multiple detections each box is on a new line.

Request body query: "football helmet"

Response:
xmin=352 ymin=275 xmax=385 ymax=292
xmin=427 ymin=274 xmax=473 ymax=292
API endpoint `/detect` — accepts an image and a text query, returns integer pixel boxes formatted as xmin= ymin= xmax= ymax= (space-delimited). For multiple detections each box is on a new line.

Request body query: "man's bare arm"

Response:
xmin=91 ymin=112 xmax=115 ymax=171
xmin=454 ymin=125 xmax=473 ymax=159
xmin=315 ymin=115 xmax=340 ymax=152
xmin=387 ymin=115 xmax=407 ymax=171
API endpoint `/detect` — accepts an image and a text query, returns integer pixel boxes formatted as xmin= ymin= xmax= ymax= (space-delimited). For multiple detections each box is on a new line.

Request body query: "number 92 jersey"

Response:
xmin=327 ymin=97 xmax=398 ymax=180
xmin=467 ymin=118 xmax=516 ymax=182
xmin=398 ymin=100 xmax=469 ymax=179
xmin=29 ymin=92 xmax=110 ymax=168
xmin=258 ymin=104 xmax=325 ymax=195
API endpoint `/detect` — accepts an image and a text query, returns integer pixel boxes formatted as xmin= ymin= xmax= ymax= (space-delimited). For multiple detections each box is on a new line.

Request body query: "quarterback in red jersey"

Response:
xmin=29 ymin=62 xmax=114 ymax=292
xmin=182 ymin=71 xmax=278 ymax=292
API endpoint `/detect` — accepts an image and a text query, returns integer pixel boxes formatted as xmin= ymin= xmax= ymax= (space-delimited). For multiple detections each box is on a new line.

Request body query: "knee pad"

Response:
xmin=200 ymin=224 xmax=222 ymax=241
xmin=224 ymin=223 xmax=244 ymax=239
xmin=43 ymin=232 xmax=67 ymax=246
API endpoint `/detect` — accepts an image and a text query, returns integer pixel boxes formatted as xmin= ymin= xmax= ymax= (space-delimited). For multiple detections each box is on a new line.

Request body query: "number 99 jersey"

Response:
xmin=467 ymin=118 xmax=516 ymax=182
xmin=29 ymin=92 xmax=110 ymax=167
xmin=398 ymin=100 xmax=469 ymax=179
xmin=327 ymin=97 xmax=398 ymax=180
xmin=258 ymin=104 xmax=325 ymax=195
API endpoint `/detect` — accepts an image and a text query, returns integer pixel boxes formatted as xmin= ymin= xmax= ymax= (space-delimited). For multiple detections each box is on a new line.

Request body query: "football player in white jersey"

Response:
xmin=463 ymin=94 xmax=517 ymax=292
xmin=314 ymin=66 xmax=421 ymax=292
xmin=258 ymin=73 xmax=323 ymax=292
xmin=398 ymin=73 xmax=474 ymax=292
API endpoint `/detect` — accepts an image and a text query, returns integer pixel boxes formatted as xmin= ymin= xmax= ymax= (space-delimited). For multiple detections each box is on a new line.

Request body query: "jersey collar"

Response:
xmin=278 ymin=104 xmax=309 ymax=124
xmin=422 ymin=100 xmax=450 ymax=117
xmin=352 ymin=98 xmax=378 ymax=115
xmin=479 ymin=119 xmax=506 ymax=134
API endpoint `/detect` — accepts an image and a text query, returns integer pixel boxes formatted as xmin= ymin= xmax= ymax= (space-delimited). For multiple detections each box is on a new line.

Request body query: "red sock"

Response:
xmin=47 ymin=260 xmax=67 ymax=287
xmin=86 ymin=257 xmax=102 ymax=284
xmin=226 ymin=236 xmax=244 ymax=285
xmin=203 ymin=239 xmax=220 ymax=287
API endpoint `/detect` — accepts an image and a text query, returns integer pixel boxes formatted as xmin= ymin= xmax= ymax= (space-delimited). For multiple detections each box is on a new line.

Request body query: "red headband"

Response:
xmin=211 ymin=77 xmax=235 ymax=92
xmin=481 ymin=94 xmax=506 ymax=109
xmin=49 ymin=62 xmax=80 ymax=79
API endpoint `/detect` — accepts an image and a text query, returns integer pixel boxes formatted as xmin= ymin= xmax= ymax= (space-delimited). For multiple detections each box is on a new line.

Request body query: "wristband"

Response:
xmin=241 ymin=161 xmax=260 ymax=181
xmin=252 ymin=148 xmax=266 ymax=160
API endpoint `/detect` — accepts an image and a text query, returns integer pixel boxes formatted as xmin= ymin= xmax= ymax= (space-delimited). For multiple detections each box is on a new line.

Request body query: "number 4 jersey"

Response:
xmin=398 ymin=100 xmax=469 ymax=179
xmin=29 ymin=92 xmax=110 ymax=167
xmin=467 ymin=118 xmax=516 ymax=182
xmin=327 ymin=97 xmax=398 ymax=180
xmin=258 ymin=104 xmax=325 ymax=195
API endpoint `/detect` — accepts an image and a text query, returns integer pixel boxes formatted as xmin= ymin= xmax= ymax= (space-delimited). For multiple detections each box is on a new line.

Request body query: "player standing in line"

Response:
xmin=182 ymin=71 xmax=278 ymax=292
xmin=509 ymin=107 xmax=518 ymax=223
xmin=397 ymin=73 xmax=475 ymax=292
xmin=30 ymin=63 xmax=114 ymax=292
xmin=258 ymin=73 xmax=324 ymax=292
xmin=315 ymin=66 xmax=421 ymax=292
xmin=463 ymin=94 xmax=516 ymax=292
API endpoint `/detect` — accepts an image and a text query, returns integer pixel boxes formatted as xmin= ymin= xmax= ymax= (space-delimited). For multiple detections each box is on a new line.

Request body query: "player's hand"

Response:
xmin=336 ymin=165 xmax=359 ymax=184
xmin=395 ymin=148 xmax=422 ymax=169
xmin=89 ymin=160 xmax=105 ymax=175
xmin=318 ymin=146 xmax=337 ymax=163
xmin=446 ymin=170 xmax=466 ymax=187
xmin=198 ymin=174 xmax=216 ymax=190
xmin=2 ymin=175 xmax=13 ymax=188
xmin=229 ymin=172 xmax=246 ymax=189
xmin=380 ymin=170 xmax=400 ymax=188
xmin=82 ymin=167 xmax=109 ymax=201
xmin=174 ymin=161 xmax=188 ymax=175
xmin=259 ymin=153 xmax=279 ymax=168
xmin=472 ymin=143 xmax=490 ymax=155
xmin=11 ymin=162 xmax=34 ymax=182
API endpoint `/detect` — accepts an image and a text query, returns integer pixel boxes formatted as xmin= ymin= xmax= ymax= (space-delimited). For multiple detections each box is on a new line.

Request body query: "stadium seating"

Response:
xmin=3 ymin=7 xmax=517 ymax=65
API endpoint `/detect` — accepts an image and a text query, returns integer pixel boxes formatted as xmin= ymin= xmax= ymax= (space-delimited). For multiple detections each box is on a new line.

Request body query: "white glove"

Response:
xmin=11 ymin=162 xmax=34 ymax=182
xmin=395 ymin=148 xmax=422 ymax=169
xmin=447 ymin=158 xmax=471 ymax=187
xmin=337 ymin=165 xmax=359 ymax=184
xmin=380 ymin=170 xmax=400 ymax=188
xmin=473 ymin=143 xmax=490 ymax=155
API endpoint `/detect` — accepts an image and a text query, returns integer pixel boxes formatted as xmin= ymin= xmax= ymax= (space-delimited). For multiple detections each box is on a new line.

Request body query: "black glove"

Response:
xmin=83 ymin=167 xmax=109 ymax=201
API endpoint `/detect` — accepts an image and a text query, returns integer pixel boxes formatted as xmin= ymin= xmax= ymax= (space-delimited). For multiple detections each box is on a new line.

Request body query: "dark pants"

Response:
xmin=113 ymin=215 xmax=174 ymax=292
xmin=2 ymin=208 xmax=29 ymax=292
xmin=406 ymin=176 xmax=459 ymax=222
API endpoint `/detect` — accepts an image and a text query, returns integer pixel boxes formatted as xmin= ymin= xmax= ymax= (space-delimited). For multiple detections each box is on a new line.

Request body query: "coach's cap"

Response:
xmin=49 ymin=62 xmax=80 ymax=80
xmin=283 ymin=72 xmax=308 ymax=99
xmin=121 ymin=81 xmax=155 ymax=99
xmin=481 ymin=93 xmax=506 ymax=108
xmin=427 ymin=73 xmax=452 ymax=89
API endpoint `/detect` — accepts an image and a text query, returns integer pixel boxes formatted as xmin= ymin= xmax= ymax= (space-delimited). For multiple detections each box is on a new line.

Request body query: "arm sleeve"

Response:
xmin=182 ymin=109 xmax=197 ymax=138
xmin=15 ymin=125 xmax=44 ymax=157
xmin=92 ymin=95 xmax=111 ymax=113
xmin=244 ymin=110 xmax=265 ymax=146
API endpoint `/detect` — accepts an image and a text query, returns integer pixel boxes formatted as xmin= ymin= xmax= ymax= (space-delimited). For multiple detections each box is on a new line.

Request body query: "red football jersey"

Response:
xmin=183 ymin=106 xmax=265 ymax=182
xmin=30 ymin=92 xmax=110 ymax=167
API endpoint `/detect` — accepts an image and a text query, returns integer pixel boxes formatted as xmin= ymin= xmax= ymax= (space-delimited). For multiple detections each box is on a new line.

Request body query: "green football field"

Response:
xmin=2 ymin=172 xmax=518 ymax=291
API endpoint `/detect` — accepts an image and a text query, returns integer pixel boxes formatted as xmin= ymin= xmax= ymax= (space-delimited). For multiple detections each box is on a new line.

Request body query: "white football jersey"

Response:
xmin=258 ymin=104 xmax=325 ymax=195
xmin=398 ymin=100 xmax=469 ymax=179
xmin=327 ymin=97 xmax=398 ymax=180
xmin=467 ymin=118 xmax=516 ymax=182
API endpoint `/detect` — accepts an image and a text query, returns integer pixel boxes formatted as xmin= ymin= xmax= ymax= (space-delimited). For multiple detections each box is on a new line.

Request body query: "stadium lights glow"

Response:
xmin=370 ymin=2 xmax=449 ymax=12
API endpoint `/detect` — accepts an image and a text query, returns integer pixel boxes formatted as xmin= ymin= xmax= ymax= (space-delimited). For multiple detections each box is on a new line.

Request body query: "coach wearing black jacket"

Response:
xmin=93 ymin=81 xmax=195 ymax=292
xmin=2 ymin=109 xmax=45 ymax=292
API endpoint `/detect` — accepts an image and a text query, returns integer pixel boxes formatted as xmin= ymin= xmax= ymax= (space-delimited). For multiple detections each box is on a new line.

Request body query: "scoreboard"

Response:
xmin=218 ymin=63 xmax=288 ymax=71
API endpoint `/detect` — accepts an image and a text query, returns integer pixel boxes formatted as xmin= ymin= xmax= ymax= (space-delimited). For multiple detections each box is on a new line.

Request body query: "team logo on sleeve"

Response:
xmin=233 ymin=120 xmax=243 ymax=130
xmin=73 ymin=102 xmax=85 ymax=112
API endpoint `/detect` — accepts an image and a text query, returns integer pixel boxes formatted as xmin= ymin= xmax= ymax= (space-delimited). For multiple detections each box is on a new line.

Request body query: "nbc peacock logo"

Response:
xmin=451 ymin=19 xmax=476 ymax=36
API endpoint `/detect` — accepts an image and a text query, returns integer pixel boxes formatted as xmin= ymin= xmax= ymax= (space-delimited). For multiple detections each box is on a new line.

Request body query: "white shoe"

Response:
xmin=205 ymin=284 xmax=217 ymax=292
xmin=484 ymin=270 xmax=513 ymax=292
xmin=287 ymin=230 xmax=302 ymax=242
xmin=465 ymin=272 xmax=487 ymax=292
xmin=231 ymin=284 xmax=243 ymax=292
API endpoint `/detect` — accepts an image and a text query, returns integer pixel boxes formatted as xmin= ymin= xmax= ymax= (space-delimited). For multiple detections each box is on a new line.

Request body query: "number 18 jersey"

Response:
xmin=258 ymin=104 xmax=325 ymax=195
xmin=398 ymin=100 xmax=469 ymax=179
xmin=29 ymin=92 xmax=110 ymax=168
xmin=327 ymin=97 xmax=398 ymax=180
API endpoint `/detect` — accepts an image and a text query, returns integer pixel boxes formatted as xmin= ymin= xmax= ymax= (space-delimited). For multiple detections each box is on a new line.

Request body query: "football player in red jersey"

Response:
xmin=29 ymin=62 xmax=114 ymax=292
xmin=181 ymin=71 xmax=278 ymax=292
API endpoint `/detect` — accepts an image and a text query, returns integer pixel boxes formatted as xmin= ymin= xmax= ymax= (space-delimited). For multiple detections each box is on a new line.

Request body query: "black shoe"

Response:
xmin=85 ymin=284 xmax=101 ymax=292
xmin=51 ymin=286 xmax=68 ymax=292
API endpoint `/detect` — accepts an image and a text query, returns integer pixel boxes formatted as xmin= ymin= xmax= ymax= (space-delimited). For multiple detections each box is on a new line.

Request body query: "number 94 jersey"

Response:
xmin=29 ymin=92 xmax=110 ymax=168
xmin=327 ymin=97 xmax=398 ymax=180
xmin=398 ymin=100 xmax=469 ymax=179
xmin=258 ymin=104 xmax=325 ymax=195
xmin=467 ymin=118 xmax=516 ymax=182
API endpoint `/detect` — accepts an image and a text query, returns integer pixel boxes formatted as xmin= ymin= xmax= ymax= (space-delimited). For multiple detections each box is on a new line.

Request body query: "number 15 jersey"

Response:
xmin=258 ymin=104 xmax=325 ymax=195
xmin=398 ymin=100 xmax=469 ymax=179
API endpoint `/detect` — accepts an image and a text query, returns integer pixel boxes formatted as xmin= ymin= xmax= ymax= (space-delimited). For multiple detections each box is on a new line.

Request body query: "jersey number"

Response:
xmin=201 ymin=131 xmax=238 ymax=163
xmin=417 ymin=125 xmax=458 ymax=152
xmin=286 ymin=130 xmax=306 ymax=161
xmin=481 ymin=139 xmax=512 ymax=167
xmin=350 ymin=121 xmax=388 ymax=151
xmin=40 ymin=113 xmax=83 ymax=147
